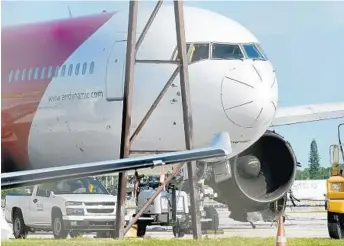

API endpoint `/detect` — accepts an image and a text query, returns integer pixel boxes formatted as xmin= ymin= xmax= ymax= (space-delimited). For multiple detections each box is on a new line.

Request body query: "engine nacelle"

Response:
xmin=207 ymin=130 xmax=297 ymax=212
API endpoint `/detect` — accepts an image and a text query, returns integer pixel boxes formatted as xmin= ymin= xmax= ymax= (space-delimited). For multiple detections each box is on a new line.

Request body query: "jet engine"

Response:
xmin=207 ymin=130 xmax=297 ymax=212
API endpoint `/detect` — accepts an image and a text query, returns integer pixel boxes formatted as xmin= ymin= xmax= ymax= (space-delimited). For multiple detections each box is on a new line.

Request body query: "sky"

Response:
xmin=1 ymin=0 xmax=344 ymax=169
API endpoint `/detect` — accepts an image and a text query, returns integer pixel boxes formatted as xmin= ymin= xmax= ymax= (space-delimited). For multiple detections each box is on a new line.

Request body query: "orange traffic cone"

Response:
xmin=275 ymin=215 xmax=287 ymax=246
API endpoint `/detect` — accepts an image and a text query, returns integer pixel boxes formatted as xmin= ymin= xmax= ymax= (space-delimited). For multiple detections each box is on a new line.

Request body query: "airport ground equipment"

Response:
xmin=132 ymin=174 xmax=219 ymax=238
xmin=326 ymin=123 xmax=344 ymax=239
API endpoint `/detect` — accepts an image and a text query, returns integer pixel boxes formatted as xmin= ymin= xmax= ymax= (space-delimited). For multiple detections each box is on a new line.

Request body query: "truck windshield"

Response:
xmin=40 ymin=177 xmax=109 ymax=195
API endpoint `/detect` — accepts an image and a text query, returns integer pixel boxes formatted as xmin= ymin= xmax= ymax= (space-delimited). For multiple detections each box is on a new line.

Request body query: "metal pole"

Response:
xmin=114 ymin=0 xmax=138 ymax=239
xmin=173 ymin=0 xmax=202 ymax=239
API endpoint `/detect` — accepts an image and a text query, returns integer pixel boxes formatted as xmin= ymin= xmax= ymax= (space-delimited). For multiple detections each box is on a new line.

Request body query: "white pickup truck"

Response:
xmin=4 ymin=177 xmax=121 ymax=239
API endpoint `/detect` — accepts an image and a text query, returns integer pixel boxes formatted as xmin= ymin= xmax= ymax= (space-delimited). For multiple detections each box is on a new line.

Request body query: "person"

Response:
xmin=288 ymin=189 xmax=300 ymax=207
xmin=134 ymin=170 xmax=144 ymax=205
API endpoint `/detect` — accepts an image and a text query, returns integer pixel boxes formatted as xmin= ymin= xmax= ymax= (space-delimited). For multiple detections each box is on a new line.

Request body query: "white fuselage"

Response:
xmin=27 ymin=6 xmax=277 ymax=169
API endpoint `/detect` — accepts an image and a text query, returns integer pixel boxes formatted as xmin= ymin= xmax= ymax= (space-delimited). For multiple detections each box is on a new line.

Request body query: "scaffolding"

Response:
xmin=114 ymin=0 xmax=202 ymax=239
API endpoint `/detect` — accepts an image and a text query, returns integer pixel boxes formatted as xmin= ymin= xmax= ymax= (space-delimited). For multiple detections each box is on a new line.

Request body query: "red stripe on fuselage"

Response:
xmin=1 ymin=12 xmax=115 ymax=172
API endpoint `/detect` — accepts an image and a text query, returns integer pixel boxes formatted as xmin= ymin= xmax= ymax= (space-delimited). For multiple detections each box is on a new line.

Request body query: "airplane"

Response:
xmin=2 ymin=5 xmax=344 ymax=224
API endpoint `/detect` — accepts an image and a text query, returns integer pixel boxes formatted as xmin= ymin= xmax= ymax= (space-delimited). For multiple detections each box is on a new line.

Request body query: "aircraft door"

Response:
xmin=105 ymin=39 xmax=126 ymax=101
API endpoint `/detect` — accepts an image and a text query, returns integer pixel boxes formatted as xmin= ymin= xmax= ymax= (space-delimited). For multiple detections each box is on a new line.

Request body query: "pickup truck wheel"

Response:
xmin=52 ymin=213 xmax=68 ymax=239
xmin=13 ymin=210 xmax=28 ymax=239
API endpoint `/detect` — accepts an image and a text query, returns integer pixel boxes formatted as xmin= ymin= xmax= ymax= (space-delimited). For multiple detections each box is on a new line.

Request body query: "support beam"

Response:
xmin=131 ymin=45 xmax=194 ymax=145
xmin=135 ymin=0 xmax=163 ymax=53
xmin=173 ymin=0 xmax=202 ymax=239
xmin=135 ymin=59 xmax=179 ymax=64
xmin=114 ymin=0 xmax=138 ymax=239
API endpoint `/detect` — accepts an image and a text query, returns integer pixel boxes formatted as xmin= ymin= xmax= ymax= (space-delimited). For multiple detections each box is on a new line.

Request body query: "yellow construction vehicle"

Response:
xmin=326 ymin=123 xmax=344 ymax=239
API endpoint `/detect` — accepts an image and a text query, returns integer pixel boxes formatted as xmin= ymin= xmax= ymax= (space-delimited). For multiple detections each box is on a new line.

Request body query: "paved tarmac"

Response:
xmin=1 ymin=208 xmax=329 ymax=240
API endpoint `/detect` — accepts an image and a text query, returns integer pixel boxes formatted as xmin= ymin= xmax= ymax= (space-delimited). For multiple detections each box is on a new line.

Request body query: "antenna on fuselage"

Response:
xmin=67 ymin=6 xmax=73 ymax=18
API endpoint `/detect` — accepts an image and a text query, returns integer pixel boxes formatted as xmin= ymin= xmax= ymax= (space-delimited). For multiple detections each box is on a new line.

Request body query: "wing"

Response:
xmin=271 ymin=102 xmax=344 ymax=126
xmin=1 ymin=132 xmax=232 ymax=189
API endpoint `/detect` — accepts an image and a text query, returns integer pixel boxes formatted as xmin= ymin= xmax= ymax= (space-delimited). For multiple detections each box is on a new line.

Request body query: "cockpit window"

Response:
xmin=255 ymin=43 xmax=268 ymax=59
xmin=242 ymin=44 xmax=266 ymax=60
xmin=187 ymin=43 xmax=209 ymax=63
xmin=211 ymin=43 xmax=244 ymax=60
xmin=171 ymin=42 xmax=268 ymax=62
xmin=172 ymin=43 xmax=209 ymax=63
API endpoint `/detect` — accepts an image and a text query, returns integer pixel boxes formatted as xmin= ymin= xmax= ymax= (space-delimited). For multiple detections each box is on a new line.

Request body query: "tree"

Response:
xmin=1 ymin=187 xmax=29 ymax=199
xmin=295 ymin=168 xmax=310 ymax=180
xmin=316 ymin=167 xmax=331 ymax=179
xmin=308 ymin=139 xmax=321 ymax=179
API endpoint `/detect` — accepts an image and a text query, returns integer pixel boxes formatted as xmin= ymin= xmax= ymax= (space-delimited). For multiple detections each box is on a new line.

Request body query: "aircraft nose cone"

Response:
xmin=221 ymin=61 xmax=277 ymax=128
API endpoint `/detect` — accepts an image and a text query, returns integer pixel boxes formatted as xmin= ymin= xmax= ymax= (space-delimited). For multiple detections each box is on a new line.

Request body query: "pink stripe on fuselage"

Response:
xmin=1 ymin=12 xmax=115 ymax=172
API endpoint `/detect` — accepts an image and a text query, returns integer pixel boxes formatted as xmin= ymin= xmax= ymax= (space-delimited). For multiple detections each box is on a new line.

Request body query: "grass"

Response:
xmin=2 ymin=238 xmax=344 ymax=246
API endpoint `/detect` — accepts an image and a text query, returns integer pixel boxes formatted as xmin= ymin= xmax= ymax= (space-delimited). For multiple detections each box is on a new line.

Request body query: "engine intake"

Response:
xmin=211 ymin=130 xmax=297 ymax=212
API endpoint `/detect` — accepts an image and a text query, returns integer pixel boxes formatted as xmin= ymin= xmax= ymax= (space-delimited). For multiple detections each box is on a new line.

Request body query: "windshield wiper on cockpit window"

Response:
xmin=251 ymin=57 xmax=265 ymax=61
xmin=234 ymin=56 xmax=244 ymax=61
xmin=211 ymin=56 xmax=244 ymax=61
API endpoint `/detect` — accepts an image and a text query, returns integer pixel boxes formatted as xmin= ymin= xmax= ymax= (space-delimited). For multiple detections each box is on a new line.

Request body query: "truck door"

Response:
xmin=30 ymin=185 xmax=51 ymax=226
xmin=105 ymin=36 xmax=126 ymax=101
xmin=29 ymin=186 xmax=41 ymax=225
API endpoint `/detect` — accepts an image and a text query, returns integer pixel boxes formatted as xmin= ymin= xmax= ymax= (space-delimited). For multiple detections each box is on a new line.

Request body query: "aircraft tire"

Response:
xmin=137 ymin=222 xmax=147 ymax=238
xmin=203 ymin=206 xmax=219 ymax=231
xmin=173 ymin=225 xmax=185 ymax=238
